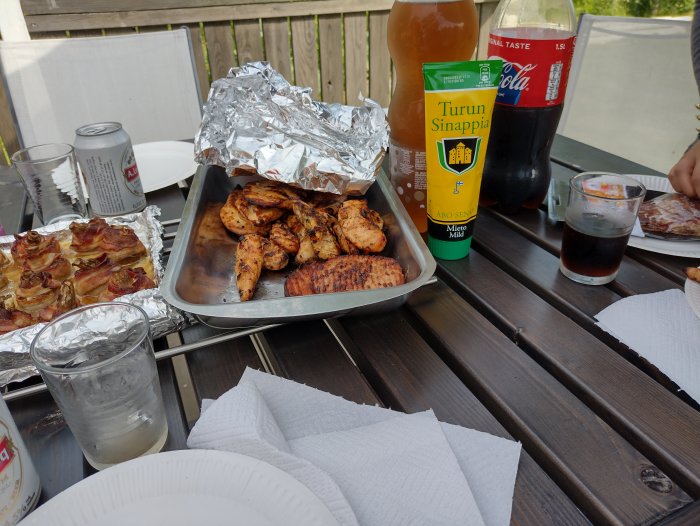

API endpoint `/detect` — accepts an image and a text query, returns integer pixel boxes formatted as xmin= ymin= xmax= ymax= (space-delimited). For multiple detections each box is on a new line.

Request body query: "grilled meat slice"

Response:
xmin=337 ymin=199 xmax=387 ymax=253
xmin=286 ymin=215 xmax=316 ymax=265
xmin=262 ymin=239 xmax=289 ymax=271
xmin=233 ymin=190 xmax=285 ymax=226
xmin=241 ymin=180 xmax=302 ymax=209
xmin=291 ymin=199 xmax=341 ymax=260
xmin=235 ymin=234 xmax=265 ymax=301
xmin=284 ymin=255 xmax=405 ymax=296
xmin=269 ymin=221 xmax=299 ymax=255
xmin=220 ymin=190 xmax=271 ymax=236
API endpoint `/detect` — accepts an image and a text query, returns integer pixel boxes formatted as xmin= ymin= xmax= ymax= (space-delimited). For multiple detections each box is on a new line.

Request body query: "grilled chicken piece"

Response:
xmin=233 ymin=190 xmax=285 ymax=226
xmin=269 ymin=221 xmax=299 ymax=255
xmin=284 ymin=255 xmax=405 ymax=296
xmin=220 ymin=190 xmax=271 ymax=236
xmin=291 ymin=199 xmax=341 ymax=260
xmin=235 ymin=234 xmax=265 ymax=301
xmin=286 ymin=216 xmax=316 ymax=265
xmin=262 ymin=239 xmax=289 ymax=271
xmin=337 ymin=200 xmax=386 ymax=253
xmin=241 ymin=180 xmax=302 ymax=209
xmin=315 ymin=207 xmax=359 ymax=255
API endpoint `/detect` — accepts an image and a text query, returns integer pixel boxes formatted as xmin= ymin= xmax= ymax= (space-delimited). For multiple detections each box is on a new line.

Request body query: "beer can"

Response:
xmin=0 ymin=398 xmax=40 ymax=526
xmin=74 ymin=122 xmax=147 ymax=216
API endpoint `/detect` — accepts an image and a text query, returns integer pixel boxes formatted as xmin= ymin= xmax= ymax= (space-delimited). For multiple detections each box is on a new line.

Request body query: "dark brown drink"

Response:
xmin=560 ymin=223 xmax=630 ymax=280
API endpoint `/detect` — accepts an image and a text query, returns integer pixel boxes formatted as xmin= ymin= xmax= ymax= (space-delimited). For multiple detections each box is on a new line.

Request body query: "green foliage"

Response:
xmin=573 ymin=0 xmax=693 ymax=16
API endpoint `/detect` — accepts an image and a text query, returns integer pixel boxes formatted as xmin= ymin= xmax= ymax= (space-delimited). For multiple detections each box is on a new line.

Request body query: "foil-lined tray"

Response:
xmin=160 ymin=165 xmax=436 ymax=328
xmin=0 ymin=206 xmax=187 ymax=386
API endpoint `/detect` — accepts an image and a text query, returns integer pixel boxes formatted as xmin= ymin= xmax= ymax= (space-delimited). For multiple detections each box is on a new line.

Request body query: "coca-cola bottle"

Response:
xmin=479 ymin=0 xmax=576 ymax=214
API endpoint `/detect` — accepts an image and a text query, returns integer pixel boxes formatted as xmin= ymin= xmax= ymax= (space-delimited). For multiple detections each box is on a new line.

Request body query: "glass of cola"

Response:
xmin=559 ymin=172 xmax=646 ymax=285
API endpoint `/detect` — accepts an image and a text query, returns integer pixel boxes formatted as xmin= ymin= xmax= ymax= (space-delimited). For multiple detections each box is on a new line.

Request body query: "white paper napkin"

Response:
xmin=188 ymin=367 xmax=521 ymax=526
xmin=596 ymin=289 xmax=700 ymax=402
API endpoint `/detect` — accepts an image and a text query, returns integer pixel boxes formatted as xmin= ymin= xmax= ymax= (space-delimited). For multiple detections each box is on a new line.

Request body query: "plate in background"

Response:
xmin=134 ymin=141 xmax=198 ymax=193
xmin=625 ymin=174 xmax=700 ymax=258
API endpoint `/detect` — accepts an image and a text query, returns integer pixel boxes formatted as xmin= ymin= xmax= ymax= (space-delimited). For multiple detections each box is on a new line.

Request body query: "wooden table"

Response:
xmin=5 ymin=136 xmax=700 ymax=526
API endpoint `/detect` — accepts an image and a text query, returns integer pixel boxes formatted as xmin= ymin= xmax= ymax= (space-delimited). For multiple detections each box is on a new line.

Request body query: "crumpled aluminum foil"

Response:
xmin=194 ymin=61 xmax=389 ymax=195
xmin=0 ymin=206 xmax=188 ymax=386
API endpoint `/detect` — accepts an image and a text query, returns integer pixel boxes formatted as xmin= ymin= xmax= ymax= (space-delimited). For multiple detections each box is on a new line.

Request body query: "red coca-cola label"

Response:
xmin=0 ymin=436 xmax=14 ymax=474
xmin=488 ymin=34 xmax=575 ymax=107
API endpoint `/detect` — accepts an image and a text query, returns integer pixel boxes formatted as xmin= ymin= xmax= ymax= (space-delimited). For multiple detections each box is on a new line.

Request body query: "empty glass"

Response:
xmin=30 ymin=302 xmax=168 ymax=470
xmin=559 ymin=172 xmax=646 ymax=285
xmin=11 ymin=143 xmax=87 ymax=225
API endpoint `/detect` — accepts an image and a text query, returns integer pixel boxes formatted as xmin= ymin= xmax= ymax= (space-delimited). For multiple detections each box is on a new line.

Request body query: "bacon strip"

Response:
xmin=99 ymin=267 xmax=155 ymax=301
xmin=73 ymin=254 xmax=120 ymax=296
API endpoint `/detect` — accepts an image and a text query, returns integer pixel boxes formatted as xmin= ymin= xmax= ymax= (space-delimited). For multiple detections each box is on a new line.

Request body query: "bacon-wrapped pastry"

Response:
xmin=99 ymin=225 xmax=147 ymax=264
xmin=73 ymin=254 xmax=119 ymax=296
xmin=36 ymin=281 xmax=78 ymax=322
xmin=11 ymin=231 xmax=62 ymax=271
xmin=69 ymin=218 xmax=109 ymax=254
xmin=15 ymin=271 xmax=60 ymax=314
xmin=98 ymin=267 xmax=155 ymax=302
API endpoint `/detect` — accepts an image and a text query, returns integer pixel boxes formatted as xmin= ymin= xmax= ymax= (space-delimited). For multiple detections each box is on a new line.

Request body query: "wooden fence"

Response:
xmin=0 ymin=0 xmax=500 ymax=165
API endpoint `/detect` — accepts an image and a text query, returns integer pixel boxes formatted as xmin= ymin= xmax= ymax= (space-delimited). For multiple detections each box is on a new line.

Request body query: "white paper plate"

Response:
xmin=685 ymin=268 xmax=700 ymax=320
xmin=133 ymin=141 xmax=198 ymax=193
xmin=625 ymin=174 xmax=700 ymax=258
xmin=18 ymin=450 xmax=339 ymax=526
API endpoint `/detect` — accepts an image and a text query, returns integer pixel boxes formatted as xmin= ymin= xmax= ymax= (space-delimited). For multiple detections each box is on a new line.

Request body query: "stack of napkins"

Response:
xmin=188 ymin=367 xmax=522 ymax=526
xmin=596 ymin=289 xmax=700 ymax=403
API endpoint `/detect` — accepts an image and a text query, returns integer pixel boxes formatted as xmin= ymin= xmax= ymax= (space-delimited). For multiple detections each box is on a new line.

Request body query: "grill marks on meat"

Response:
xmin=290 ymin=199 xmax=341 ymax=260
xmin=285 ymin=255 xmax=405 ymax=296
xmin=220 ymin=190 xmax=272 ymax=236
xmin=337 ymin=199 xmax=387 ymax=253
xmin=224 ymin=180 xmax=404 ymax=302
xmin=235 ymin=234 xmax=264 ymax=302
xmin=638 ymin=193 xmax=700 ymax=238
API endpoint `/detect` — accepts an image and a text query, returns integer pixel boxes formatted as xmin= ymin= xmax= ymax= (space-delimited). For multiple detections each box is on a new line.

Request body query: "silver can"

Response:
xmin=74 ymin=122 xmax=147 ymax=216
xmin=0 ymin=398 xmax=40 ymax=526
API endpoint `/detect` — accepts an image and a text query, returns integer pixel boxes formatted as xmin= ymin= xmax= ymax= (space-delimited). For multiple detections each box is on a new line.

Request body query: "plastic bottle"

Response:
xmin=479 ymin=0 xmax=577 ymax=214
xmin=387 ymin=0 xmax=479 ymax=233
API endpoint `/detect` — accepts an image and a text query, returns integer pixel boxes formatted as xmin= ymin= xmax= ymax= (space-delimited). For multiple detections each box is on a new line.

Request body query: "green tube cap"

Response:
xmin=428 ymin=235 xmax=472 ymax=260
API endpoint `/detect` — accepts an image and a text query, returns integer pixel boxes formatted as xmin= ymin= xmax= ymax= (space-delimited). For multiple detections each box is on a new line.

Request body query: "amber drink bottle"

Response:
xmin=387 ymin=0 xmax=479 ymax=233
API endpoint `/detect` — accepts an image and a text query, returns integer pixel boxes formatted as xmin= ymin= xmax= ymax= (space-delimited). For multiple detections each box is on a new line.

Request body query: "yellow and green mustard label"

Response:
xmin=423 ymin=60 xmax=502 ymax=260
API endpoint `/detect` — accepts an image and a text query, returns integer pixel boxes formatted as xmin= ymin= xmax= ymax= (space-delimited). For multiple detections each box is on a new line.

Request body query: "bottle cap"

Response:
xmin=427 ymin=235 xmax=472 ymax=260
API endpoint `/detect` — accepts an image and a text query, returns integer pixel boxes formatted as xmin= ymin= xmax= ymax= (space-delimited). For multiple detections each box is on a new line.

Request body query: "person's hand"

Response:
xmin=668 ymin=139 xmax=700 ymax=198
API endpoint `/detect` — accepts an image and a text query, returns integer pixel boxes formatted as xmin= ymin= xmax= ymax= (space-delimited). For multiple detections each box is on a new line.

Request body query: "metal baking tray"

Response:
xmin=160 ymin=165 xmax=436 ymax=328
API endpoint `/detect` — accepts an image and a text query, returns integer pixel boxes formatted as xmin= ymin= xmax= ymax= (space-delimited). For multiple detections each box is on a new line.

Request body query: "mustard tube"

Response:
xmin=423 ymin=60 xmax=502 ymax=260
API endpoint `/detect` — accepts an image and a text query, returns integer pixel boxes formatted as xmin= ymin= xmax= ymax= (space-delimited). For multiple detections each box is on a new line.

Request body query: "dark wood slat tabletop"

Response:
xmin=4 ymin=135 xmax=700 ymax=525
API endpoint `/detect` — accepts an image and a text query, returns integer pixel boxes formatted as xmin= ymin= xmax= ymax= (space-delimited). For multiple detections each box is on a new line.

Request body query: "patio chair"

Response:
xmin=557 ymin=15 xmax=696 ymax=174
xmin=0 ymin=28 xmax=203 ymax=148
